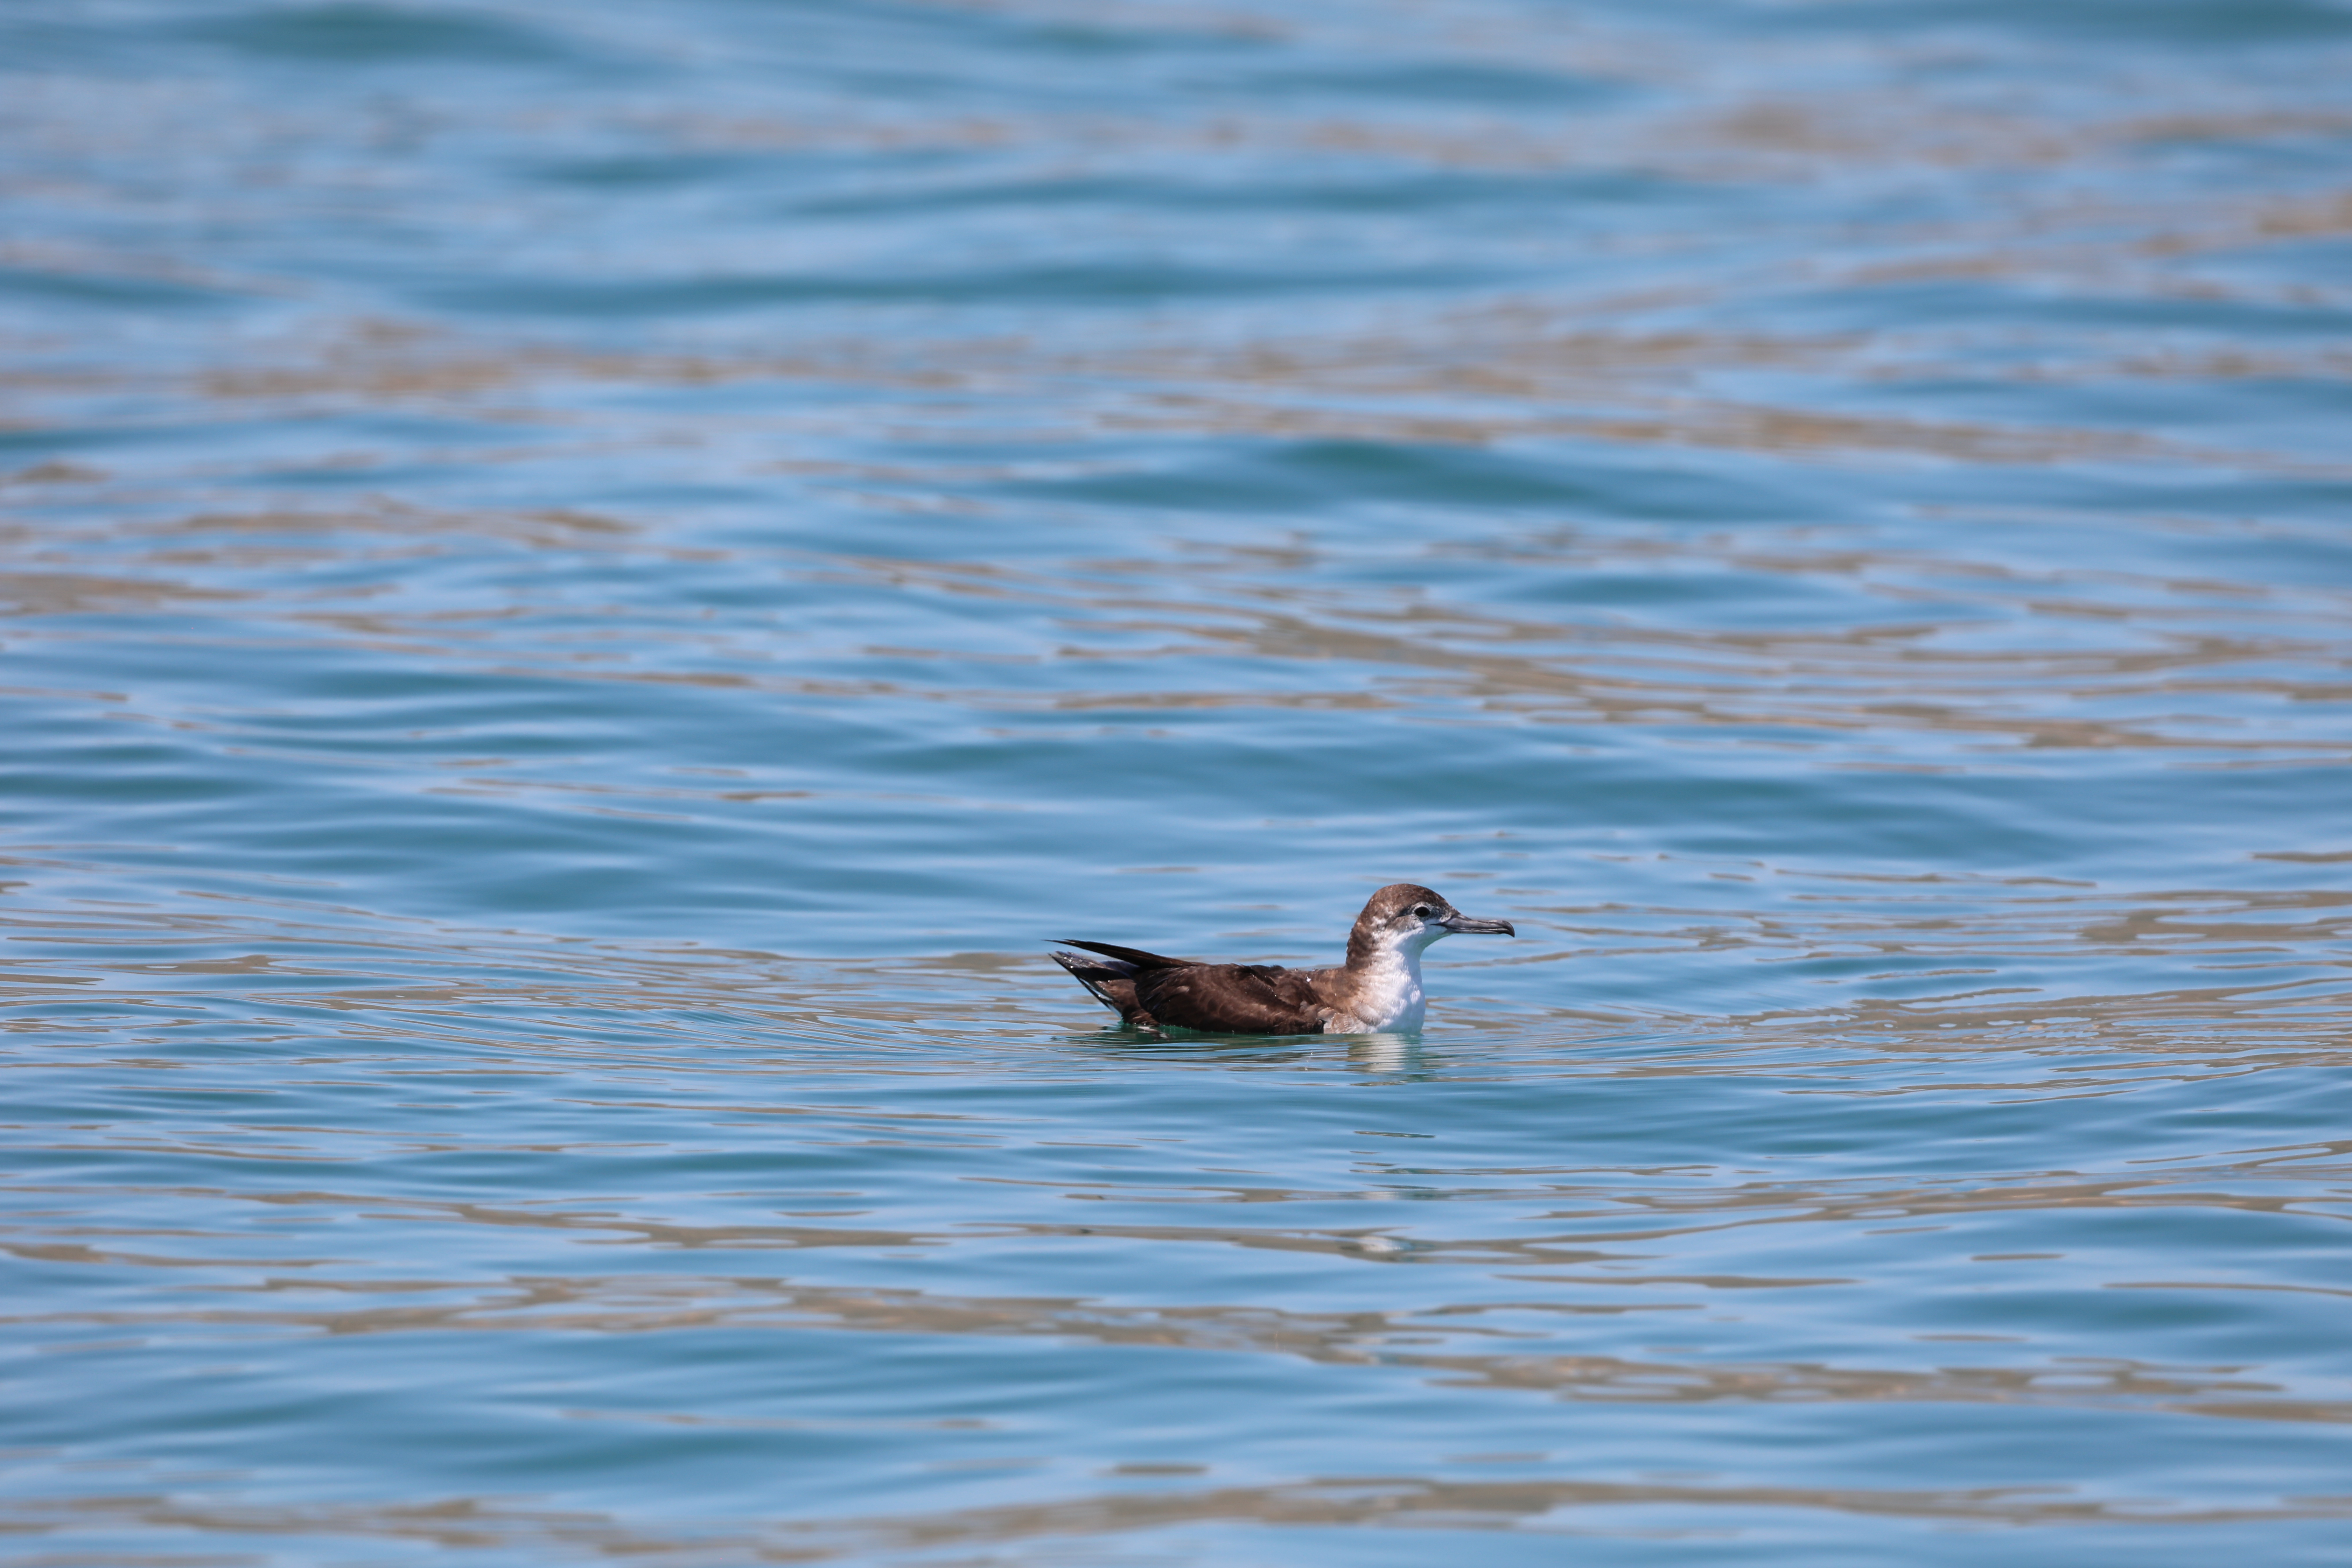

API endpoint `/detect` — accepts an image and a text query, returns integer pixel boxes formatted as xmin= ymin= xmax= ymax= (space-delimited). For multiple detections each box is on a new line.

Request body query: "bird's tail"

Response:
xmin=1052 ymin=938 xmax=1194 ymax=971
xmin=1050 ymin=947 xmax=1146 ymax=1021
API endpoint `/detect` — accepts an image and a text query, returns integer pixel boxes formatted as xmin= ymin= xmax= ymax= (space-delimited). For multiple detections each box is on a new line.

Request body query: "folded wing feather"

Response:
xmin=1133 ymin=962 xmax=1330 ymax=1034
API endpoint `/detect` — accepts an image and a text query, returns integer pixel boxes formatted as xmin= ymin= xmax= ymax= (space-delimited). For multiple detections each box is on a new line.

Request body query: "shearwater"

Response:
xmin=1051 ymin=883 xmax=1515 ymax=1034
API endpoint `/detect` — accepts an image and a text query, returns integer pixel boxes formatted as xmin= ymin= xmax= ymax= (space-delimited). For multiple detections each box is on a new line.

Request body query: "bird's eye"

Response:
xmin=1412 ymin=905 xmax=1432 ymax=918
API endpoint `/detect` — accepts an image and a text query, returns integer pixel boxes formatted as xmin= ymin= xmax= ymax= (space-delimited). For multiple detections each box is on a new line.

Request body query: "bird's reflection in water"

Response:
xmin=1346 ymin=1032 xmax=1422 ymax=1075
xmin=1059 ymin=1028 xmax=1315 ymax=1065
xmin=1058 ymin=1028 xmax=1432 ymax=1073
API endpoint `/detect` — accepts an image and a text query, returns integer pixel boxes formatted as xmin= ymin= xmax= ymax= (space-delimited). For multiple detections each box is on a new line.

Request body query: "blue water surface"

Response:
xmin=3 ymin=0 xmax=2351 ymax=1562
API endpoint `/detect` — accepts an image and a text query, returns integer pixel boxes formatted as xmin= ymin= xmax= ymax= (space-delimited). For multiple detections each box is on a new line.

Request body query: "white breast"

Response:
xmin=1333 ymin=944 xmax=1428 ymax=1032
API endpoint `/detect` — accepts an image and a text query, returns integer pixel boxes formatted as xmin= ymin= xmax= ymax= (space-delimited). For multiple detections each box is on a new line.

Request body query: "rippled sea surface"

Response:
xmin=5 ymin=1 xmax=2352 ymax=1562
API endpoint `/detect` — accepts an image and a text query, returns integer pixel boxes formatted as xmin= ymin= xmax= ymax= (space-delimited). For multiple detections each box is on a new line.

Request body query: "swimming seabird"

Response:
xmin=1051 ymin=883 xmax=1514 ymax=1034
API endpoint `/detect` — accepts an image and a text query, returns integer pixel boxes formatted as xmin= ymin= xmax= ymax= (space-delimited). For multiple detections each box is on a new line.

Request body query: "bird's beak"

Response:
xmin=1440 ymin=912 xmax=1515 ymax=936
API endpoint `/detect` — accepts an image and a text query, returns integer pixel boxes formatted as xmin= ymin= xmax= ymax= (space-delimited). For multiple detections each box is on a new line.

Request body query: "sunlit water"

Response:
xmin=4 ymin=1 xmax=2351 ymax=1562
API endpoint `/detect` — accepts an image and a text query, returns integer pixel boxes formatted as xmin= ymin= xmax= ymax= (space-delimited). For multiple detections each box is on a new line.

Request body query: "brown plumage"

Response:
xmin=1051 ymin=883 xmax=1514 ymax=1035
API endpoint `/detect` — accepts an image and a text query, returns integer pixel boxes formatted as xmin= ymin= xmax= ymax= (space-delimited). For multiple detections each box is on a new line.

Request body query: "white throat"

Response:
xmin=1339 ymin=929 xmax=1438 ymax=1031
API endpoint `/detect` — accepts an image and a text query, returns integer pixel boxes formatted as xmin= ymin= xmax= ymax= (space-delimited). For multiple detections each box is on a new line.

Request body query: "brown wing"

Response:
xmin=1132 ymin=963 xmax=1329 ymax=1035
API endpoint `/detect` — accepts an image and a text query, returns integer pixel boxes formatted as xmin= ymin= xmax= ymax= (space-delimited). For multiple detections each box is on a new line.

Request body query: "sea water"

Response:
xmin=3 ymin=1 xmax=2350 ymax=1562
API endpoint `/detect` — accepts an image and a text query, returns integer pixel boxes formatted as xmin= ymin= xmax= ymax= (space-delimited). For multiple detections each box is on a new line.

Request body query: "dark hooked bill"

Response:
xmin=1442 ymin=914 xmax=1515 ymax=936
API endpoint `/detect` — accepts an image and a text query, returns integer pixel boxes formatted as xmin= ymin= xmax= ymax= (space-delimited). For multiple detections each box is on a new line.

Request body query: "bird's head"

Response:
xmin=1353 ymin=883 xmax=1515 ymax=956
